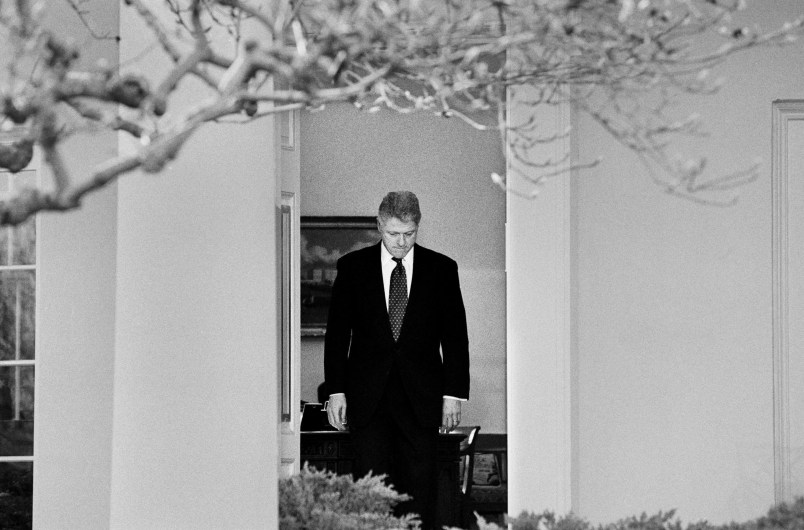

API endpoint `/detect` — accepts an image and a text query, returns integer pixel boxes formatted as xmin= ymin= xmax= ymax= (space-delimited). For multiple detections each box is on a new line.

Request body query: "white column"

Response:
xmin=34 ymin=2 xmax=119 ymax=526
xmin=110 ymin=7 xmax=280 ymax=529
xmin=35 ymin=166 xmax=118 ymax=528
xmin=110 ymin=122 xmax=279 ymax=528
xmin=506 ymin=89 xmax=574 ymax=515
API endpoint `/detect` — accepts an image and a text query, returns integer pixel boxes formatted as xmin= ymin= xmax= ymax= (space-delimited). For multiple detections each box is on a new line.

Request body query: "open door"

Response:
xmin=279 ymin=104 xmax=301 ymax=477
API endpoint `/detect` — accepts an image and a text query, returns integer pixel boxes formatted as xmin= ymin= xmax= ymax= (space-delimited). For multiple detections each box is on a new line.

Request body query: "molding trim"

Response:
xmin=771 ymin=99 xmax=804 ymax=505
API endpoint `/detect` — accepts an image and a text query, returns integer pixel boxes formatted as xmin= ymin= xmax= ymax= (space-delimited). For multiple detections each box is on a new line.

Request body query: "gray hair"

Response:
xmin=378 ymin=191 xmax=421 ymax=225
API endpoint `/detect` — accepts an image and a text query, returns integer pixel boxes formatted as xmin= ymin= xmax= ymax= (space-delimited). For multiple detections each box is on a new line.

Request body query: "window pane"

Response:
xmin=0 ymin=271 xmax=35 ymax=362
xmin=0 ymin=227 xmax=10 ymax=267
xmin=11 ymin=219 xmax=35 ymax=267
xmin=11 ymin=172 xmax=35 ymax=266
xmin=0 ymin=173 xmax=11 ymax=266
xmin=0 ymin=461 xmax=33 ymax=529
xmin=0 ymin=366 xmax=34 ymax=457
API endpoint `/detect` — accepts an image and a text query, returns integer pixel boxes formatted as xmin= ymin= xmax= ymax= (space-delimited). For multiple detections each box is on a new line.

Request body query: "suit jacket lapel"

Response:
xmin=396 ymin=244 xmax=430 ymax=343
xmin=405 ymin=243 xmax=423 ymax=314
xmin=366 ymin=243 xmax=394 ymax=339
xmin=366 ymin=242 xmax=431 ymax=344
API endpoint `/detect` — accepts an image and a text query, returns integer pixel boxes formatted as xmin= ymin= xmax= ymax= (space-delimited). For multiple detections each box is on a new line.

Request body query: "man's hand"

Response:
xmin=440 ymin=397 xmax=461 ymax=433
xmin=327 ymin=394 xmax=348 ymax=431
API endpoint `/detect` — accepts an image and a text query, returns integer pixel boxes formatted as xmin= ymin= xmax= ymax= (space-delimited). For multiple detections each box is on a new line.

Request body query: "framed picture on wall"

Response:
xmin=301 ymin=216 xmax=378 ymax=336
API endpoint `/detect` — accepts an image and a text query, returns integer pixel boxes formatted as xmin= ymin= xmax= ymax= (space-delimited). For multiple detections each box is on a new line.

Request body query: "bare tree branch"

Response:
xmin=64 ymin=0 xmax=118 ymax=40
xmin=0 ymin=0 xmax=801 ymax=224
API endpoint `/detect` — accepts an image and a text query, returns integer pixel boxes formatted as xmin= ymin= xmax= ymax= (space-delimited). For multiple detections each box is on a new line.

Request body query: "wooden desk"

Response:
xmin=300 ymin=431 xmax=466 ymax=528
xmin=471 ymin=434 xmax=508 ymax=518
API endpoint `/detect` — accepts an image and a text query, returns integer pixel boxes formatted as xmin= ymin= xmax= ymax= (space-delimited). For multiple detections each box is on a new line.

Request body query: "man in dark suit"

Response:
xmin=325 ymin=191 xmax=470 ymax=528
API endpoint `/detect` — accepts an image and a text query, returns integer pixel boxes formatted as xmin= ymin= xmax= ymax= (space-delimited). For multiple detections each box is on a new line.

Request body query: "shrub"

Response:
xmin=279 ymin=467 xmax=804 ymax=530
xmin=749 ymin=497 xmax=804 ymax=529
xmin=462 ymin=497 xmax=804 ymax=530
xmin=279 ymin=465 xmax=421 ymax=529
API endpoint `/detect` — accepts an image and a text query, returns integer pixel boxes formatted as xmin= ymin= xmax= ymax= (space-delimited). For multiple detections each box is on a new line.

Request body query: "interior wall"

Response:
xmin=33 ymin=1 xmax=119 ymax=527
xmin=300 ymin=103 xmax=507 ymax=432
xmin=572 ymin=2 xmax=804 ymax=524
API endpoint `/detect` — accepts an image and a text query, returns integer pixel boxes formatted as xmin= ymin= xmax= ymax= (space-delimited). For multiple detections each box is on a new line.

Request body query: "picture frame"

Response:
xmin=300 ymin=216 xmax=379 ymax=336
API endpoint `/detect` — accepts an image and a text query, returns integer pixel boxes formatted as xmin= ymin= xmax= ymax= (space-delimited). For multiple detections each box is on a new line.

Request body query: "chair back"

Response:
xmin=451 ymin=425 xmax=481 ymax=496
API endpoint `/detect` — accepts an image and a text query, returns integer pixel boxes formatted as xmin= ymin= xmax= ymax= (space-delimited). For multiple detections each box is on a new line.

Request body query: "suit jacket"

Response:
xmin=324 ymin=242 xmax=470 ymax=429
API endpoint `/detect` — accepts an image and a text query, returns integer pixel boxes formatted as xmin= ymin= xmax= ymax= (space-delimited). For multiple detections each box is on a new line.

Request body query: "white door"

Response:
xmin=279 ymin=106 xmax=301 ymax=477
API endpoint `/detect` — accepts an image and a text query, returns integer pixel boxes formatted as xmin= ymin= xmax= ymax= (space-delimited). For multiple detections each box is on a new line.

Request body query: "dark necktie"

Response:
xmin=389 ymin=257 xmax=408 ymax=341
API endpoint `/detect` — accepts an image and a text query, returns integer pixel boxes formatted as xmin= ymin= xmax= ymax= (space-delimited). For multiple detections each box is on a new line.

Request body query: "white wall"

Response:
xmin=300 ymin=103 xmax=507 ymax=432
xmin=572 ymin=2 xmax=804 ymax=523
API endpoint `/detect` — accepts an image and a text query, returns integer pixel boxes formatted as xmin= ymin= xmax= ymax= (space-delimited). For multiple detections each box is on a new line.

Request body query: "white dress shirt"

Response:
xmin=380 ymin=243 xmax=413 ymax=309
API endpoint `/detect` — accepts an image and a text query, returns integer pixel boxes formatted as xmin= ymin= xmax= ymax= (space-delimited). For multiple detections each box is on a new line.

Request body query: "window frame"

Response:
xmin=0 ymin=154 xmax=39 ymax=473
